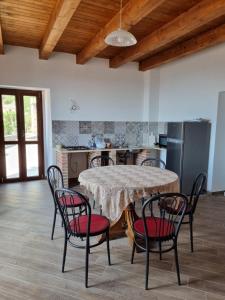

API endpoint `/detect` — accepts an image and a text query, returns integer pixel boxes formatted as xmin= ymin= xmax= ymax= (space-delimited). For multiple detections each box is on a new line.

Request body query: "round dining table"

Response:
xmin=78 ymin=165 xmax=179 ymax=242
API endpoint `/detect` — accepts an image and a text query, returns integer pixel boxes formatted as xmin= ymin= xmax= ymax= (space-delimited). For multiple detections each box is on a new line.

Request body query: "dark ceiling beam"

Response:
xmin=110 ymin=0 xmax=225 ymax=68
xmin=39 ymin=0 xmax=81 ymax=59
xmin=76 ymin=0 xmax=166 ymax=65
xmin=139 ymin=23 xmax=225 ymax=71
xmin=0 ymin=21 xmax=4 ymax=54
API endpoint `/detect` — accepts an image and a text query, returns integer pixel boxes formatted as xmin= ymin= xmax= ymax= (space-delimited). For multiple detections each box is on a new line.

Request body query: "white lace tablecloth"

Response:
xmin=78 ymin=165 xmax=179 ymax=222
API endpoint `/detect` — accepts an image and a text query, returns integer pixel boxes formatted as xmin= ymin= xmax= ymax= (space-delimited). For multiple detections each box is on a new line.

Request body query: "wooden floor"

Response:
xmin=0 ymin=181 xmax=225 ymax=300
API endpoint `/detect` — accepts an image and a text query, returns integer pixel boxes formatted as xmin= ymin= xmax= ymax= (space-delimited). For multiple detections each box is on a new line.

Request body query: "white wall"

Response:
xmin=0 ymin=46 xmax=144 ymax=121
xmin=0 ymin=45 xmax=144 ymax=168
xmin=143 ymin=69 xmax=160 ymax=122
xmin=212 ymin=92 xmax=225 ymax=191
xmin=156 ymin=43 xmax=225 ymax=191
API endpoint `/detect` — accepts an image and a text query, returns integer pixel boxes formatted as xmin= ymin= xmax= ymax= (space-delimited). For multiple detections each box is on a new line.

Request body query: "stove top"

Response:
xmin=63 ymin=146 xmax=90 ymax=151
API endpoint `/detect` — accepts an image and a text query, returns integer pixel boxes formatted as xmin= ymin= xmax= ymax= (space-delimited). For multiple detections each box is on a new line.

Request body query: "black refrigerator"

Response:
xmin=166 ymin=121 xmax=211 ymax=194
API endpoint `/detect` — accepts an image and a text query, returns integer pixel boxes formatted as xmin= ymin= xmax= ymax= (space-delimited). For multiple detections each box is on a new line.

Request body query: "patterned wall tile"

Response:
xmin=91 ymin=121 xmax=104 ymax=135
xmin=115 ymin=122 xmax=126 ymax=135
xmin=52 ymin=133 xmax=78 ymax=147
xmin=149 ymin=123 xmax=158 ymax=136
xmin=52 ymin=121 xmax=79 ymax=146
xmin=52 ymin=121 xmax=61 ymax=134
xmin=52 ymin=120 xmax=167 ymax=148
xmin=79 ymin=121 xmax=92 ymax=134
xmin=114 ymin=133 xmax=126 ymax=147
xmin=149 ymin=121 xmax=158 ymax=127
xmin=104 ymin=122 xmax=115 ymax=134
xmin=125 ymin=132 xmax=136 ymax=146
xmin=163 ymin=122 xmax=168 ymax=134
xmin=136 ymin=122 xmax=143 ymax=134
xmin=126 ymin=122 xmax=137 ymax=134
xmin=65 ymin=121 xmax=79 ymax=135
xmin=142 ymin=122 xmax=149 ymax=134
xmin=52 ymin=121 xmax=67 ymax=134
xmin=78 ymin=134 xmax=91 ymax=147
xmin=157 ymin=122 xmax=168 ymax=134
xmin=136 ymin=133 xmax=143 ymax=146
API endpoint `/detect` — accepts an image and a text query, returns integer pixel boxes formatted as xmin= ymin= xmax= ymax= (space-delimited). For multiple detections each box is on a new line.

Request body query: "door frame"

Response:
xmin=0 ymin=88 xmax=45 ymax=183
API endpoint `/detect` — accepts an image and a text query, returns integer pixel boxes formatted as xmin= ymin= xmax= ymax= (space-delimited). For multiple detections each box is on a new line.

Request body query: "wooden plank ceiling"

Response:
xmin=1 ymin=0 xmax=225 ymax=71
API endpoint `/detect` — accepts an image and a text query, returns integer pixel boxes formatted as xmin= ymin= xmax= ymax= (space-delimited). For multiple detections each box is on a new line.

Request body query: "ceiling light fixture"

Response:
xmin=104 ymin=0 xmax=137 ymax=47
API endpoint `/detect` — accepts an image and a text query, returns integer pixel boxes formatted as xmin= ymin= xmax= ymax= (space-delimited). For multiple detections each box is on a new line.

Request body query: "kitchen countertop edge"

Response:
xmin=55 ymin=146 xmax=166 ymax=153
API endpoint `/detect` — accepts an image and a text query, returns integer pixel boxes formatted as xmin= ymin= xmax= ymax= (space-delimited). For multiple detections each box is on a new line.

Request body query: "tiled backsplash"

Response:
xmin=52 ymin=121 xmax=168 ymax=147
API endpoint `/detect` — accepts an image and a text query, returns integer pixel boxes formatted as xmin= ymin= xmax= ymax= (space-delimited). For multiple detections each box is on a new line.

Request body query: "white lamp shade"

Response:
xmin=104 ymin=28 xmax=137 ymax=47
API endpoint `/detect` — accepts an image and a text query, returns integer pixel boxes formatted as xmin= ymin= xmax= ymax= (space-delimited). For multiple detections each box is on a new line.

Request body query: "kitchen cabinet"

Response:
xmin=68 ymin=152 xmax=88 ymax=185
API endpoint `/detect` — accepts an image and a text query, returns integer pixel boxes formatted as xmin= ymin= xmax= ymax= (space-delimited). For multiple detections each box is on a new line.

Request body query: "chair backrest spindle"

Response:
xmin=90 ymin=156 xmax=114 ymax=168
xmin=54 ymin=188 xmax=91 ymax=236
xmin=141 ymin=158 xmax=166 ymax=169
xmin=141 ymin=193 xmax=187 ymax=240
xmin=47 ymin=165 xmax=64 ymax=203
xmin=189 ymin=173 xmax=207 ymax=214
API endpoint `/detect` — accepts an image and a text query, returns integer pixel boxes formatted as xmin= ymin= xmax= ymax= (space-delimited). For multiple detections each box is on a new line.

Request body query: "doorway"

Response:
xmin=0 ymin=88 xmax=44 ymax=182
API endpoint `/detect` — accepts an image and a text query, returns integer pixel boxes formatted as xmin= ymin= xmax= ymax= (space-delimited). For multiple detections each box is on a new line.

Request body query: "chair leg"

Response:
xmin=159 ymin=241 xmax=162 ymax=260
xmin=79 ymin=207 xmax=84 ymax=241
xmin=131 ymin=242 xmax=136 ymax=264
xmin=145 ymin=241 xmax=150 ymax=290
xmin=106 ymin=230 xmax=111 ymax=266
xmin=174 ymin=244 xmax=181 ymax=285
xmin=85 ymin=236 xmax=90 ymax=288
xmin=51 ymin=208 xmax=57 ymax=240
xmin=189 ymin=214 xmax=194 ymax=252
xmin=62 ymin=235 xmax=67 ymax=273
xmin=61 ymin=207 xmax=65 ymax=228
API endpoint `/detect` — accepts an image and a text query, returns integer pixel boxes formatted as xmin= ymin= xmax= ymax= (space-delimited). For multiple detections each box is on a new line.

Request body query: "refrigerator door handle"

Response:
xmin=167 ymin=138 xmax=184 ymax=144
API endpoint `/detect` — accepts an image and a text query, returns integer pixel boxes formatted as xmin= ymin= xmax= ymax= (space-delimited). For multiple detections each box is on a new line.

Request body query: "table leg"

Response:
xmin=98 ymin=212 xmax=127 ymax=242
xmin=125 ymin=203 xmax=139 ymax=245
xmin=98 ymin=203 xmax=138 ymax=243
xmin=108 ymin=212 xmax=127 ymax=240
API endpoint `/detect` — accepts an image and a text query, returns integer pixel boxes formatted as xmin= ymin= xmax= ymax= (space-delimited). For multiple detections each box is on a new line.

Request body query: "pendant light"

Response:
xmin=104 ymin=0 xmax=137 ymax=47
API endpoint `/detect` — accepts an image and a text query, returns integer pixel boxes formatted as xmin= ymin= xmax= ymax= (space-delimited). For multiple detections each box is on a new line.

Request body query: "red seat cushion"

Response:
xmin=134 ymin=217 xmax=175 ymax=238
xmin=59 ymin=195 xmax=87 ymax=207
xmin=69 ymin=214 xmax=110 ymax=235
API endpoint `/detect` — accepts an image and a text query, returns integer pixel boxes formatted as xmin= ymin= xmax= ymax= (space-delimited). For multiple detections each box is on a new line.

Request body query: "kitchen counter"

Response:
xmin=55 ymin=145 xmax=165 ymax=153
xmin=55 ymin=146 xmax=167 ymax=187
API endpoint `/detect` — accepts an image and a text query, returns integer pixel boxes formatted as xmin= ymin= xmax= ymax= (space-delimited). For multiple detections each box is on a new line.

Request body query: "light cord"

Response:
xmin=119 ymin=0 xmax=122 ymax=29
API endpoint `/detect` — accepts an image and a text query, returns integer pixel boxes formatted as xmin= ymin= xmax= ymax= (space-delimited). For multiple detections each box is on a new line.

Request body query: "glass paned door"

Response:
xmin=5 ymin=145 xmax=20 ymax=179
xmin=0 ymin=89 xmax=44 ymax=183
xmin=23 ymin=95 xmax=40 ymax=177
xmin=2 ymin=95 xmax=18 ymax=141
xmin=1 ymin=95 xmax=20 ymax=179
xmin=24 ymin=95 xmax=38 ymax=141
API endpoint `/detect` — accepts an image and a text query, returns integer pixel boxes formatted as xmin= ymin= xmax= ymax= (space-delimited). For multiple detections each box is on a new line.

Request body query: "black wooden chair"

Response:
xmin=117 ymin=150 xmax=131 ymax=165
xmin=141 ymin=157 xmax=166 ymax=169
xmin=179 ymin=173 xmax=206 ymax=252
xmin=129 ymin=193 xmax=187 ymax=290
xmin=140 ymin=158 xmax=166 ymax=207
xmin=54 ymin=188 xmax=111 ymax=288
xmin=90 ymin=155 xmax=115 ymax=168
xmin=47 ymin=165 xmax=87 ymax=240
